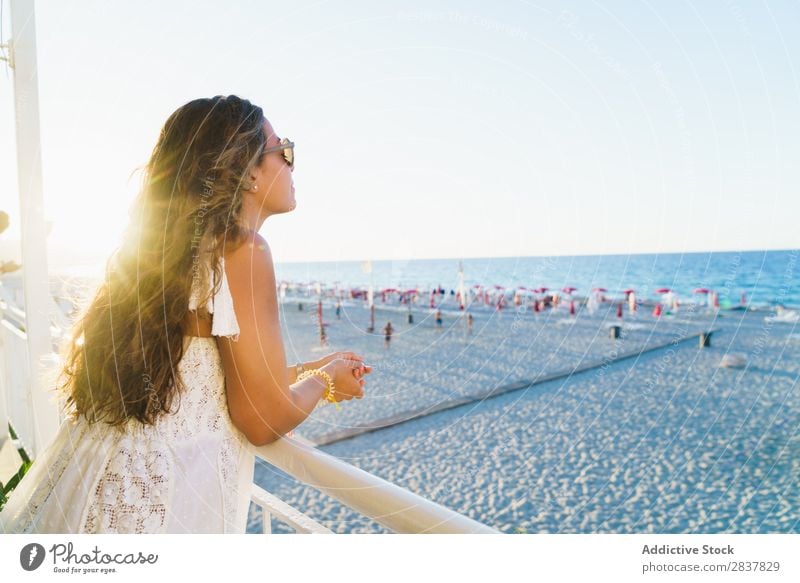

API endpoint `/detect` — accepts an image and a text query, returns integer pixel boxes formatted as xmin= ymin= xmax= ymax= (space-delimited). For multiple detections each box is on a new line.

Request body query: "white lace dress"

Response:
xmin=0 ymin=257 xmax=256 ymax=534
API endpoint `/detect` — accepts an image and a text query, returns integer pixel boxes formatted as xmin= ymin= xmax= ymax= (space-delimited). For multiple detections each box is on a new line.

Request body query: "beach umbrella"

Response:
xmin=469 ymin=284 xmax=482 ymax=303
xmin=656 ymin=287 xmax=675 ymax=310
xmin=592 ymin=287 xmax=607 ymax=300
xmin=562 ymin=286 xmax=577 ymax=294
xmin=694 ymin=288 xmax=712 ymax=308
xmin=622 ymin=288 xmax=635 ymax=296
xmin=491 ymin=285 xmax=503 ymax=306
xmin=491 ymin=286 xmax=504 ymax=309
xmin=381 ymin=288 xmax=399 ymax=303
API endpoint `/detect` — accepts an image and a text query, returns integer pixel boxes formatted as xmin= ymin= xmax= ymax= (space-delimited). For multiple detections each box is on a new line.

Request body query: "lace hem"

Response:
xmin=80 ymin=431 xmax=173 ymax=534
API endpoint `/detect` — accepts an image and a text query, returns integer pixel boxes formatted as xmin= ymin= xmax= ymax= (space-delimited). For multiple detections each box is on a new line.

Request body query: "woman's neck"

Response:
xmin=241 ymin=196 xmax=269 ymax=232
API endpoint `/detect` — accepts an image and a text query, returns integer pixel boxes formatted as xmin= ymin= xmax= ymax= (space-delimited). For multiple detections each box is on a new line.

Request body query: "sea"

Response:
xmin=6 ymin=249 xmax=797 ymax=313
xmin=272 ymin=249 xmax=799 ymax=309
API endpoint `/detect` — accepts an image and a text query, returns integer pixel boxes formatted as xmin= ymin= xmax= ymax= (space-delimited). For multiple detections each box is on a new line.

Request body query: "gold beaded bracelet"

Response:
xmin=296 ymin=368 xmax=341 ymax=411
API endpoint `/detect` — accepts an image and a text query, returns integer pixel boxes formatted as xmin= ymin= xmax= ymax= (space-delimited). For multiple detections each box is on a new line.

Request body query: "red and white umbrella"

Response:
xmin=694 ymin=287 xmax=713 ymax=308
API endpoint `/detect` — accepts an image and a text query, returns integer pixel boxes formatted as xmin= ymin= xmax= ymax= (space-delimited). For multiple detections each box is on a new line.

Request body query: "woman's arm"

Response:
xmin=287 ymin=364 xmax=300 ymax=385
xmin=217 ymin=232 xmax=325 ymax=446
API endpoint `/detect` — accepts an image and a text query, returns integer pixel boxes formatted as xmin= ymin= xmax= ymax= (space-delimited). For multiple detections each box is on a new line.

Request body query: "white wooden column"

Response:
xmin=10 ymin=0 xmax=60 ymax=457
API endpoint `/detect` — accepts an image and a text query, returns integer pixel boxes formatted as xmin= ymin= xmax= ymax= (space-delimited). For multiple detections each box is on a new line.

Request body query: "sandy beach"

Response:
xmin=248 ymin=296 xmax=799 ymax=533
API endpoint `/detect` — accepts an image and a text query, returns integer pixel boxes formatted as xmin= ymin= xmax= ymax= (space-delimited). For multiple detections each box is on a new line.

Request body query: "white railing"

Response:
xmin=253 ymin=436 xmax=499 ymax=534
xmin=0 ymin=319 xmax=33 ymax=453
xmin=250 ymin=483 xmax=333 ymax=533
xmin=0 ymin=314 xmax=62 ymax=459
xmin=0 ymin=309 xmax=500 ymax=534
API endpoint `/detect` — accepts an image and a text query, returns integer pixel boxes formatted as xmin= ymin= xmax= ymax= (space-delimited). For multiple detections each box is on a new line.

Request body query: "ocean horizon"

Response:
xmin=35 ymin=248 xmax=800 ymax=310
xmin=270 ymin=249 xmax=799 ymax=309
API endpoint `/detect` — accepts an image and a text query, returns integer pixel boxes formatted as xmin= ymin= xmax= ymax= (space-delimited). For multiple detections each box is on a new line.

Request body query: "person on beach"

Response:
xmin=0 ymin=95 xmax=372 ymax=534
xmin=336 ymin=299 xmax=342 ymax=319
xmin=383 ymin=320 xmax=394 ymax=348
xmin=435 ymin=309 xmax=443 ymax=329
xmin=467 ymin=312 xmax=474 ymax=334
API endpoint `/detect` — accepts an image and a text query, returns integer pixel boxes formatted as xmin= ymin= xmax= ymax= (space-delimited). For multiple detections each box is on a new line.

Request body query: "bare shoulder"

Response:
xmin=223 ymin=231 xmax=274 ymax=283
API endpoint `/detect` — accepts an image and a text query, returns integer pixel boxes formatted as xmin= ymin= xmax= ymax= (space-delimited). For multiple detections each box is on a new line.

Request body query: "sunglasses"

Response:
xmin=262 ymin=137 xmax=295 ymax=169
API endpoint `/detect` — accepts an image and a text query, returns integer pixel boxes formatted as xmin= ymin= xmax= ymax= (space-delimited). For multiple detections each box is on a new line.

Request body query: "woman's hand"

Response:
xmin=320 ymin=357 xmax=373 ymax=402
xmin=309 ymin=351 xmax=364 ymax=370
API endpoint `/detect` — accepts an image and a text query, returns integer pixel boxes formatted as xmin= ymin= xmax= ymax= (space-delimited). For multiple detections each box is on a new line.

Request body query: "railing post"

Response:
xmin=9 ymin=0 xmax=61 ymax=457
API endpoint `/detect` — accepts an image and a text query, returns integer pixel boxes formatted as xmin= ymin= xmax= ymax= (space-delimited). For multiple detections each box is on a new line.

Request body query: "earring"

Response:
xmin=251 ymin=183 xmax=258 ymax=192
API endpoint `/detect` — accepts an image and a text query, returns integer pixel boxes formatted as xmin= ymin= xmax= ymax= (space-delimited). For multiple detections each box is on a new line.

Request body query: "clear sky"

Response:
xmin=1 ymin=0 xmax=798 ymax=271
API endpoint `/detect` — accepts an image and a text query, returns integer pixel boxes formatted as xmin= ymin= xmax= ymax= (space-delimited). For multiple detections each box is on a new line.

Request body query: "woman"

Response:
xmin=0 ymin=95 xmax=371 ymax=534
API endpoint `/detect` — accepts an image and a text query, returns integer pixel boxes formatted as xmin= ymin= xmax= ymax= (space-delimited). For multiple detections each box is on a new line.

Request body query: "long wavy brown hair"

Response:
xmin=57 ymin=95 xmax=267 ymax=428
